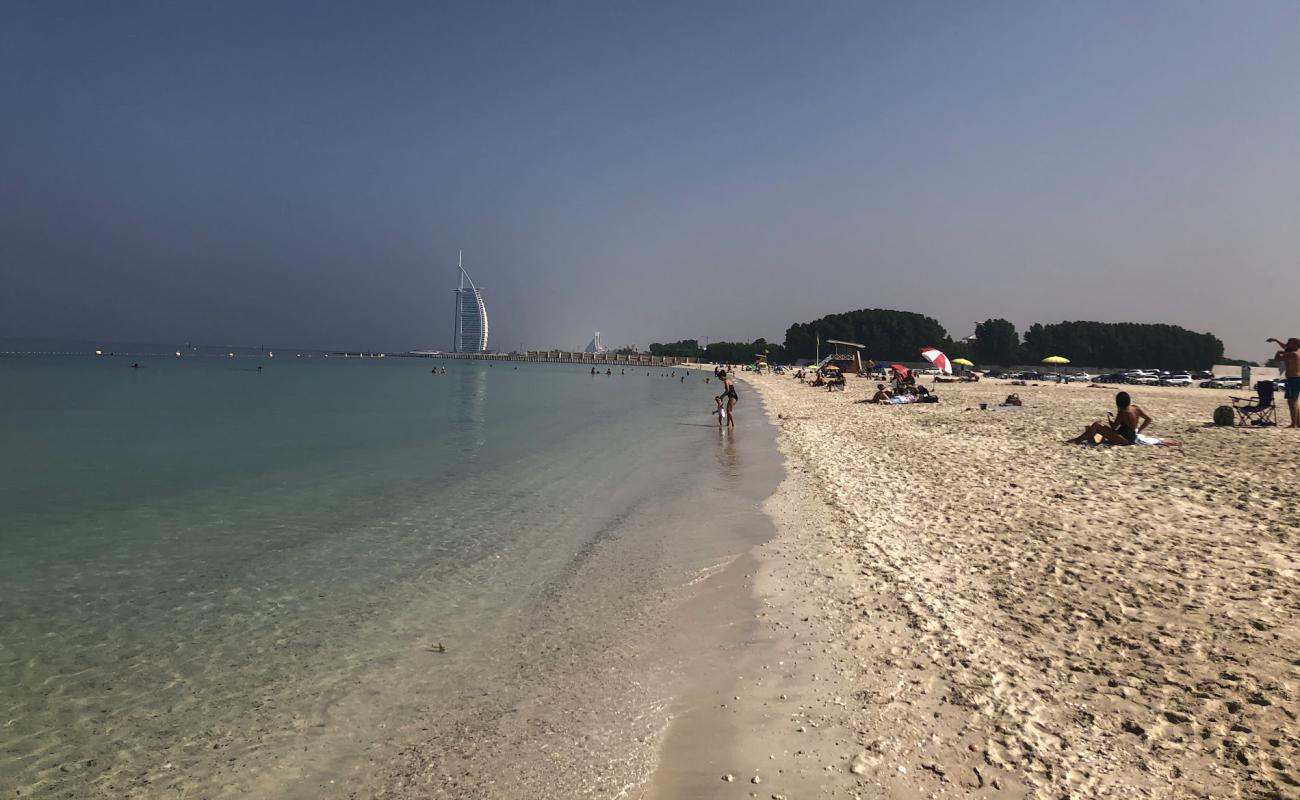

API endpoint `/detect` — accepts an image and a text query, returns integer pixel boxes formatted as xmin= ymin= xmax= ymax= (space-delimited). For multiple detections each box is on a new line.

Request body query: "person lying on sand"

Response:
xmin=860 ymin=383 xmax=892 ymax=404
xmin=1065 ymin=391 xmax=1180 ymax=446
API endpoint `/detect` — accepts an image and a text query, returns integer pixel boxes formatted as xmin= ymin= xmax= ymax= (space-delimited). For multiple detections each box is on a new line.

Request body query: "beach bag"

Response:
xmin=1213 ymin=405 xmax=1235 ymax=426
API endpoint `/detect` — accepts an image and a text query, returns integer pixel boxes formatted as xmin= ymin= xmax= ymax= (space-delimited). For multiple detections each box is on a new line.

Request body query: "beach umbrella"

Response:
xmin=920 ymin=347 xmax=953 ymax=374
xmin=889 ymin=363 xmax=910 ymax=378
xmin=952 ymin=358 xmax=974 ymax=367
xmin=1042 ymin=355 xmax=1070 ymax=381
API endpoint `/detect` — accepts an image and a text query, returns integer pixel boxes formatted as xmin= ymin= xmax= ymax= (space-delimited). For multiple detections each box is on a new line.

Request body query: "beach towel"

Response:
xmin=1080 ymin=432 xmax=1169 ymax=447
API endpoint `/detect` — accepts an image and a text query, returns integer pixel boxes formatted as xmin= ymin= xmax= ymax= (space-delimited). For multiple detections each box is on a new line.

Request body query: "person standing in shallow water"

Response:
xmin=717 ymin=374 xmax=738 ymax=429
xmin=1268 ymin=337 xmax=1300 ymax=428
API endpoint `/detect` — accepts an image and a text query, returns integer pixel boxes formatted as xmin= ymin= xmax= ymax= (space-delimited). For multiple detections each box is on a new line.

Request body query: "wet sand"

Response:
xmin=645 ymin=371 xmax=1298 ymax=799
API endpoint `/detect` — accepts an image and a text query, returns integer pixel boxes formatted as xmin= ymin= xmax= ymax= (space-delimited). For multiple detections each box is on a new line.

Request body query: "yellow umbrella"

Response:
xmin=1041 ymin=356 xmax=1070 ymax=364
xmin=952 ymin=358 xmax=974 ymax=367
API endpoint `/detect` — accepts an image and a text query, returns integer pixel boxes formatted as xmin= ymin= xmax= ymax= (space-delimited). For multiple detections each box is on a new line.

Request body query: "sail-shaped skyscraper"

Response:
xmin=452 ymin=252 xmax=489 ymax=353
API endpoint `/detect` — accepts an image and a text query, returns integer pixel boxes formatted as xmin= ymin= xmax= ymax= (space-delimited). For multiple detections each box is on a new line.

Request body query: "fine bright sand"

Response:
xmin=674 ymin=374 xmax=1297 ymax=799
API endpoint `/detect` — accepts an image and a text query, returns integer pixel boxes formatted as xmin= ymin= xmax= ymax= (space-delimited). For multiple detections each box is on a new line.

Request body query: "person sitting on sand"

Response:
xmin=868 ymin=383 xmax=892 ymax=404
xmin=1267 ymin=336 xmax=1300 ymax=428
xmin=1065 ymin=391 xmax=1178 ymax=446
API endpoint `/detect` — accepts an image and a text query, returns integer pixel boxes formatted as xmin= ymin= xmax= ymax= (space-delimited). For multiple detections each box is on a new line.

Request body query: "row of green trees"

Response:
xmin=646 ymin=338 xmax=791 ymax=364
xmin=784 ymin=309 xmax=962 ymax=363
xmin=650 ymin=311 xmax=1225 ymax=369
xmin=969 ymin=318 xmax=1226 ymax=368
xmin=1019 ymin=321 xmax=1223 ymax=369
xmin=782 ymin=311 xmax=1222 ymax=368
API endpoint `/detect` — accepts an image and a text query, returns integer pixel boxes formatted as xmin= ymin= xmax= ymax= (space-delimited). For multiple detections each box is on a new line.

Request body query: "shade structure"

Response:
xmin=1041 ymin=356 xmax=1071 ymax=365
xmin=952 ymin=358 xmax=975 ymax=367
xmin=889 ymin=363 xmax=910 ymax=378
xmin=920 ymin=347 xmax=953 ymax=374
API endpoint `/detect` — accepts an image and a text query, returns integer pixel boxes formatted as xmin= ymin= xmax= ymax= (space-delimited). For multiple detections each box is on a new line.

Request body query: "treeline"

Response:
xmin=650 ymin=311 xmax=1225 ymax=369
xmin=1019 ymin=321 xmax=1223 ymax=369
xmin=647 ymin=338 xmax=790 ymax=363
xmin=970 ymin=318 xmax=1223 ymax=368
xmin=784 ymin=309 xmax=967 ymax=362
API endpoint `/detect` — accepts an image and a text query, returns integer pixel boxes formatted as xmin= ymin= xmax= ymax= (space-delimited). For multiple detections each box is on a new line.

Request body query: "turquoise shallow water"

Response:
xmin=0 ymin=355 xmax=779 ymax=798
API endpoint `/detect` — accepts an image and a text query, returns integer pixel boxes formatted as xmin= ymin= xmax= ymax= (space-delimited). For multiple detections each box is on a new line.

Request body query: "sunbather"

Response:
xmin=864 ymin=384 xmax=892 ymax=404
xmin=1065 ymin=391 xmax=1179 ymax=446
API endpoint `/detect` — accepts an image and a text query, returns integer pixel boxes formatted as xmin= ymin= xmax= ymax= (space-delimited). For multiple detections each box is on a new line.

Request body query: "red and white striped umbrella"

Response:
xmin=919 ymin=347 xmax=952 ymax=374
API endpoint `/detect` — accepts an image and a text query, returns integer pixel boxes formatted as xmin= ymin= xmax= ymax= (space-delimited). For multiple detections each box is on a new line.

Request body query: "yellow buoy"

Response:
xmin=95 ymin=349 xmax=103 ymax=356
xmin=175 ymin=351 xmax=182 ymax=357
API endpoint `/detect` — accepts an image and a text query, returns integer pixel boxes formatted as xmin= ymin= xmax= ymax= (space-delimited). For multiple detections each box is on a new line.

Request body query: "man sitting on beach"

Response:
xmin=1065 ymin=391 xmax=1178 ymax=446
xmin=863 ymin=384 xmax=892 ymax=404
xmin=1267 ymin=336 xmax=1300 ymax=428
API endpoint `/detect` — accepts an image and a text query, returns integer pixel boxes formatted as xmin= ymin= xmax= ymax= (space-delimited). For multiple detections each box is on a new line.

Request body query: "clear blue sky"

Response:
xmin=3 ymin=0 xmax=1297 ymax=358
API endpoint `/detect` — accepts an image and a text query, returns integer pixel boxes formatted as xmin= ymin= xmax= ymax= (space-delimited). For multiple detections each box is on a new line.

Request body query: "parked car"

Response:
xmin=1160 ymin=373 xmax=1193 ymax=387
xmin=1192 ymin=371 xmax=1214 ymax=380
xmin=1129 ymin=374 xmax=1159 ymax=385
xmin=1206 ymin=376 xmax=1243 ymax=389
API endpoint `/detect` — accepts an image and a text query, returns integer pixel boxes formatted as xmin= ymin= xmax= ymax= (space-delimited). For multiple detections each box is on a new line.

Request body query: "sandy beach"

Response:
xmin=647 ymin=372 xmax=1297 ymax=799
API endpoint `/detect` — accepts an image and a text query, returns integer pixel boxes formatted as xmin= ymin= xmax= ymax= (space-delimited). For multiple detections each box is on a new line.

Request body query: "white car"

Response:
xmin=1129 ymin=373 xmax=1159 ymax=385
xmin=1208 ymin=376 xmax=1243 ymax=389
xmin=1161 ymin=373 xmax=1193 ymax=387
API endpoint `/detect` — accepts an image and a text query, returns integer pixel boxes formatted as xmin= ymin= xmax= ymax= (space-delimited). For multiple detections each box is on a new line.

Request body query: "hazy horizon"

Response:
xmin=4 ymin=1 xmax=1297 ymax=360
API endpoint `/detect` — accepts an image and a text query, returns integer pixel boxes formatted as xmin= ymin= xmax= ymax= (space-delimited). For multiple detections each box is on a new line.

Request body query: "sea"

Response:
xmin=0 ymin=348 xmax=781 ymax=799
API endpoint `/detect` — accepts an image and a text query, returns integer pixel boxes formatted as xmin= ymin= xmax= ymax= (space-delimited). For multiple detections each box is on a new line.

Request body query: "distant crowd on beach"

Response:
xmin=724 ymin=333 xmax=1300 ymax=440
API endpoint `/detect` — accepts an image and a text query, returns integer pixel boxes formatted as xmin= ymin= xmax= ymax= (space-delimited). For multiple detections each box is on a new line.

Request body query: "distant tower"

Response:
xmin=585 ymin=332 xmax=607 ymax=354
xmin=452 ymin=251 xmax=489 ymax=353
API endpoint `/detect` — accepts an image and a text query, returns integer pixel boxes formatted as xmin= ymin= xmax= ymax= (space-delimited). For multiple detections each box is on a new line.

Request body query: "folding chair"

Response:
xmin=1231 ymin=381 xmax=1277 ymax=427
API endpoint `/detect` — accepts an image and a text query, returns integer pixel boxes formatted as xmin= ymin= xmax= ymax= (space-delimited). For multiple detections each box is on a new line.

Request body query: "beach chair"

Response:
xmin=1230 ymin=381 xmax=1277 ymax=427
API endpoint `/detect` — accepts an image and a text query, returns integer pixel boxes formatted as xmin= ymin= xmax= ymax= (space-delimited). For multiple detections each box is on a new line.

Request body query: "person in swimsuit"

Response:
xmin=864 ymin=383 xmax=892 ymax=404
xmin=1065 ymin=391 xmax=1152 ymax=445
xmin=716 ymin=376 xmax=738 ymax=428
xmin=1267 ymin=337 xmax=1300 ymax=428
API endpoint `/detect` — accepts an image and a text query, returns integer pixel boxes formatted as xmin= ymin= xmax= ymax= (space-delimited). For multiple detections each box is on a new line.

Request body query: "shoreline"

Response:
xmin=656 ymin=369 xmax=1298 ymax=799
xmin=640 ymin=373 xmax=869 ymax=799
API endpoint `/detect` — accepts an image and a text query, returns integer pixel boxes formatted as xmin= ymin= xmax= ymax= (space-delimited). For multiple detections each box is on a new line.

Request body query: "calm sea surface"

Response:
xmin=0 ymin=355 xmax=779 ymax=798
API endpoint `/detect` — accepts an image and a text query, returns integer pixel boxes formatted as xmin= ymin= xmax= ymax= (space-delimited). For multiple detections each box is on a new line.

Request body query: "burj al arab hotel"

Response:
xmin=452 ymin=251 xmax=490 ymax=353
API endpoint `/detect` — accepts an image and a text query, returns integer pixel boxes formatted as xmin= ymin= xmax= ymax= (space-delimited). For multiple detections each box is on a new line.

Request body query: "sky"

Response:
xmin=3 ymin=1 xmax=1297 ymax=359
